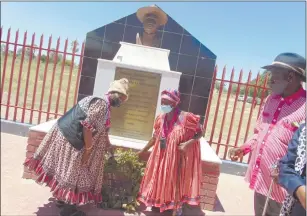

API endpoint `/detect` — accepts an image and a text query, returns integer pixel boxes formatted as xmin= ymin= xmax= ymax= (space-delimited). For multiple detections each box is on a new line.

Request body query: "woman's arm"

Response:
xmin=138 ymin=137 xmax=156 ymax=154
xmin=81 ymin=127 xmax=93 ymax=164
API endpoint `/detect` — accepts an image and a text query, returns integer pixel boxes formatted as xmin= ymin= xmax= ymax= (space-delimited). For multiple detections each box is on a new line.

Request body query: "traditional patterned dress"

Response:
xmin=138 ymin=111 xmax=202 ymax=213
xmin=24 ymin=96 xmax=111 ymax=205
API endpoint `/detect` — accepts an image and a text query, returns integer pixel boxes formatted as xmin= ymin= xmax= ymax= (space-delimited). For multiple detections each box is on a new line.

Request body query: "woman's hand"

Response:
xmin=81 ymin=150 xmax=92 ymax=165
xmin=295 ymin=185 xmax=306 ymax=209
xmin=178 ymin=142 xmax=188 ymax=153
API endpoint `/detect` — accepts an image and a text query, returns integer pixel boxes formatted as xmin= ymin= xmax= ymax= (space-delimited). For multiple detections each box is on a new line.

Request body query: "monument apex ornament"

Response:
xmin=136 ymin=4 xmax=168 ymax=48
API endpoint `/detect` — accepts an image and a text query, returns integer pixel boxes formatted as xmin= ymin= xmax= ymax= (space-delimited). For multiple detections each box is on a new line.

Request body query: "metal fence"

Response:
xmin=1 ymin=27 xmax=85 ymax=125
xmin=1 ymin=27 xmax=270 ymax=163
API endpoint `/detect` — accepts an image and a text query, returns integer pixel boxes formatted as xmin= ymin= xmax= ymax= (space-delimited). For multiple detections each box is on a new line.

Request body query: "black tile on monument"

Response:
xmin=164 ymin=16 xmax=184 ymax=34
xmin=179 ymin=93 xmax=190 ymax=112
xmin=179 ymin=75 xmax=194 ymax=94
xmin=189 ymin=96 xmax=208 ymax=116
xmin=84 ymin=38 xmax=103 ymax=59
xmin=168 ymin=53 xmax=179 ymax=71
xmin=161 ymin=32 xmax=182 ymax=53
xmin=123 ymin=25 xmax=143 ymax=44
xmin=196 ymin=57 xmax=216 ymax=78
xmin=101 ymin=41 xmax=120 ymax=60
xmin=177 ymin=54 xmax=197 ymax=76
xmin=199 ymin=44 xmax=217 ymax=60
xmin=77 ymin=93 xmax=89 ymax=102
xmin=192 ymin=77 xmax=212 ymax=98
xmin=104 ymin=23 xmax=125 ymax=43
xmin=114 ymin=17 xmax=127 ymax=24
xmin=87 ymin=26 xmax=105 ymax=41
xmin=180 ymin=35 xmax=200 ymax=56
xmin=78 ymin=75 xmax=95 ymax=95
xmin=81 ymin=57 xmax=98 ymax=78
xmin=183 ymin=29 xmax=192 ymax=36
xmin=126 ymin=13 xmax=143 ymax=27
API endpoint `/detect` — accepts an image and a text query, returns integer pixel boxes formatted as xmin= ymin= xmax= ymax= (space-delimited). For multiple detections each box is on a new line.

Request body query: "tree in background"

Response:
xmin=70 ymin=40 xmax=79 ymax=54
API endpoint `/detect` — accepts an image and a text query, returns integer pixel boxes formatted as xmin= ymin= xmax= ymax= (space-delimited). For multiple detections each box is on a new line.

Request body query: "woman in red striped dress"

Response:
xmin=137 ymin=89 xmax=203 ymax=216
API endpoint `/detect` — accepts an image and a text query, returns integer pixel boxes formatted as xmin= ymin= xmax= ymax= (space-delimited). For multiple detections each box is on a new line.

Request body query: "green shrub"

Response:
xmin=101 ymin=148 xmax=146 ymax=213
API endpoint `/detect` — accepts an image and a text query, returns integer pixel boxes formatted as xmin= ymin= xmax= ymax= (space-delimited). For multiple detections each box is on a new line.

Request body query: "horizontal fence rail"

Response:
xmin=0 ymin=27 xmax=85 ymax=125
xmin=1 ymin=27 xmax=270 ymax=164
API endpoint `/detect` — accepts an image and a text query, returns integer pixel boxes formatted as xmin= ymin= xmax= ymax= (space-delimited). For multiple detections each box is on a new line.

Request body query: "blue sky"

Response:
xmin=1 ymin=2 xmax=306 ymax=79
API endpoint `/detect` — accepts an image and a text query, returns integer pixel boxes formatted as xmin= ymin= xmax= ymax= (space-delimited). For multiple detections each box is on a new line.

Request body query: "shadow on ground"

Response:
xmin=214 ymin=196 xmax=225 ymax=213
xmin=35 ymin=198 xmax=59 ymax=216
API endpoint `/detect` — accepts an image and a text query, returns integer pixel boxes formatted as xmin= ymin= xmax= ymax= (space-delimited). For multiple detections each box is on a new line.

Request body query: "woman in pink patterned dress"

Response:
xmin=137 ymin=89 xmax=203 ymax=216
xmin=24 ymin=78 xmax=129 ymax=216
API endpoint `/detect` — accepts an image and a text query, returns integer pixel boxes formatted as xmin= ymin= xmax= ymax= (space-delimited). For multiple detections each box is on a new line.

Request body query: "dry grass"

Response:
xmin=1 ymin=54 xmax=79 ymax=124
xmin=204 ymin=89 xmax=261 ymax=162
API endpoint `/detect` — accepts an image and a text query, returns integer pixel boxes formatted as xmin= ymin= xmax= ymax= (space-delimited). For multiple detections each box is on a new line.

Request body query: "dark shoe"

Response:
xmin=56 ymin=200 xmax=65 ymax=208
xmin=59 ymin=205 xmax=77 ymax=216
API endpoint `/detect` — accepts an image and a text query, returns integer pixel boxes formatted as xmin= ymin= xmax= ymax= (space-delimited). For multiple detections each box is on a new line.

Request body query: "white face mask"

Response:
xmin=161 ymin=105 xmax=173 ymax=114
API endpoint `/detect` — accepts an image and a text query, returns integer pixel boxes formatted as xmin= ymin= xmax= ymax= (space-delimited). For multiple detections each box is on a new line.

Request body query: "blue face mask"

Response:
xmin=161 ymin=105 xmax=173 ymax=114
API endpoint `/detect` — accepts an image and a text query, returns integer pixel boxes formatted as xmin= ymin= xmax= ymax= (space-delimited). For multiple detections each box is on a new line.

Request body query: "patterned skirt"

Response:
xmin=24 ymin=124 xmax=108 ymax=206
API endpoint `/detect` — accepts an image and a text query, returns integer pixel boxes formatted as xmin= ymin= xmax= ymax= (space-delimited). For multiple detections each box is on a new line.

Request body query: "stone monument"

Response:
xmin=93 ymin=42 xmax=181 ymax=142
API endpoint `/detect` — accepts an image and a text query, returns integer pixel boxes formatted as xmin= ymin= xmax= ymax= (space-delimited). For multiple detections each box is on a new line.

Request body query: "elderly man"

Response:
xmin=136 ymin=4 xmax=168 ymax=47
xmin=278 ymin=122 xmax=306 ymax=216
xmin=229 ymin=53 xmax=306 ymax=216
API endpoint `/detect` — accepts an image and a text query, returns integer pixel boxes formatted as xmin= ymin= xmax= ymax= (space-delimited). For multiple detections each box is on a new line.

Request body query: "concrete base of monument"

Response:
xmin=23 ymin=120 xmax=222 ymax=211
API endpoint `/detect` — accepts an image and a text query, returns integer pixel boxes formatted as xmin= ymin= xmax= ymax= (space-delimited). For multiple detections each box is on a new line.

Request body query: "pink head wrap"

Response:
xmin=161 ymin=89 xmax=181 ymax=106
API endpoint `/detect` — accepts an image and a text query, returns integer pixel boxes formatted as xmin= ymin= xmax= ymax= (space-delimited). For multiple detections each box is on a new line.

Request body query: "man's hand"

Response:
xmin=270 ymin=166 xmax=279 ymax=183
xmin=295 ymin=186 xmax=306 ymax=209
xmin=228 ymin=147 xmax=244 ymax=161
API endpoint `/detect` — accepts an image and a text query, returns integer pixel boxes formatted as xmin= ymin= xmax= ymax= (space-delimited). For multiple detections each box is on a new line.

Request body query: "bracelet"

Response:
xmin=84 ymin=145 xmax=93 ymax=151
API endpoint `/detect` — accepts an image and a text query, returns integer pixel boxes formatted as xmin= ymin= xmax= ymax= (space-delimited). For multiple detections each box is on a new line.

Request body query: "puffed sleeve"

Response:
xmin=184 ymin=112 xmax=203 ymax=134
xmin=80 ymin=98 xmax=109 ymax=133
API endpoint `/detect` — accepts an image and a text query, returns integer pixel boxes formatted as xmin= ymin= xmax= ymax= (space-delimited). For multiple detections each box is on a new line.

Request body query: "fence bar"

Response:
xmin=29 ymin=34 xmax=44 ymax=124
xmin=37 ymin=35 xmax=52 ymax=124
xmin=13 ymin=31 xmax=27 ymax=121
xmin=21 ymin=33 xmax=35 ymax=123
xmin=1 ymin=28 xmax=11 ymax=103
xmin=216 ymin=68 xmax=235 ymax=156
xmin=54 ymin=38 xmax=68 ymax=118
xmin=1 ymin=103 xmax=62 ymax=116
xmin=46 ymin=37 xmax=60 ymax=121
xmin=5 ymin=30 xmax=19 ymax=120
xmin=73 ymin=42 xmax=85 ymax=104
xmin=203 ymin=66 xmax=217 ymax=132
xmin=223 ymin=70 xmax=244 ymax=159
xmin=0 ymin=41 xmax=83 ymax=57
xmin=234 ymin=71 xmax=252 ymax=147
xmin=208 ymin=66 xmax=226 ymax=146
xmin=243 ymin=73 xmax=261 ymax=143
xmin=63 ymin=40 xmax=77 ymax=113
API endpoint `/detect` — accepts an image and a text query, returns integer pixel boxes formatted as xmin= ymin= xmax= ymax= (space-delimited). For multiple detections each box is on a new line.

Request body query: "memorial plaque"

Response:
xmin=110 ymin=67 xmax=161 ymax=140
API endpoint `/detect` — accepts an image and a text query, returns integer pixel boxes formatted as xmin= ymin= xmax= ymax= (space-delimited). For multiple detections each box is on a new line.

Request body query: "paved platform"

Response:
xmin=1 ymin=133 xmax=254 ymax=215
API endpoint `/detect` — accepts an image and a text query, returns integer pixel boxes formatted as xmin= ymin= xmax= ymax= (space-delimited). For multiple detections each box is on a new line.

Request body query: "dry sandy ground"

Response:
xmin=1 ymin=133 xmax=254 ymax=216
